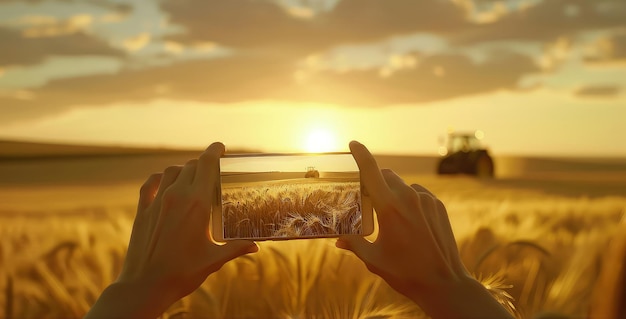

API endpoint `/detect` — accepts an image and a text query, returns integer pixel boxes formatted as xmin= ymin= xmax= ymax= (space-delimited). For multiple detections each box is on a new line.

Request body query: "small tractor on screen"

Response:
xmin=305 ymin=166 xmax=320 ymax=178
xmin=437 ymin=131 xmax=494 ymax=178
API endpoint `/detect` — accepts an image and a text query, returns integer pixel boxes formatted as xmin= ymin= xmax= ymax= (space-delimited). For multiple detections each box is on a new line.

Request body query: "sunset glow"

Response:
xmin=0 ymin=0 xmax=624 ymax=157
xmin=304 ymin=128 xmax=338 ymax=153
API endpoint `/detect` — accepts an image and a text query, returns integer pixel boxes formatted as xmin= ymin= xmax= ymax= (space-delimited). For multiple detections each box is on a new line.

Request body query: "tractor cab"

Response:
xmin=437 ymin=131 xmax=494 ymax=178
xmin=447 ymin=134 xmax=481 ymax=154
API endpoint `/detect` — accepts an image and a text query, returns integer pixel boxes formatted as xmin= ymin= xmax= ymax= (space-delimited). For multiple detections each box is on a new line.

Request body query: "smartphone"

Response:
xmin=211 ymin=152 xmax=374 ymax=241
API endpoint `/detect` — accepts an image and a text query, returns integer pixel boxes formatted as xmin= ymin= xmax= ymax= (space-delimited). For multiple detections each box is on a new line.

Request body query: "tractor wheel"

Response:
xmin=475 ymin=155 xmax=494 ymax=178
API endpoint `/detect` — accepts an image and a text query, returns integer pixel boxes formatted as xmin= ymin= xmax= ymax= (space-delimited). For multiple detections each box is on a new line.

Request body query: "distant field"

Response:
xmin=0 ymin=139 xmax=199 ymax=159
xmin=1 ymin=143 xmax=625 ymax=318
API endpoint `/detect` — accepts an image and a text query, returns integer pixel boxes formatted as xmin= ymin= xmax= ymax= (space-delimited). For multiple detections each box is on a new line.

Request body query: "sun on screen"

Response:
xmin=304 ymin=129 xmax=338 ymax=153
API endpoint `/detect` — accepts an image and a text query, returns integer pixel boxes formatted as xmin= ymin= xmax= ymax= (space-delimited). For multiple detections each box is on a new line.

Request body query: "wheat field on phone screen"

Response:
xmin=222 ymin=180 xmax=362 ymax=238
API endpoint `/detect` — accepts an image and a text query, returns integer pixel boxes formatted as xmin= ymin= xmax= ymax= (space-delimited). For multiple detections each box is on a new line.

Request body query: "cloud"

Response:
xmin=160 ymin=0 xmax=626 ymax=54
xmin=0 ymin=26 xmax=124 ymax=67
xmin=285 ymin=6 xmax=315 ymax=20
xmin=123 ymin=32 xmax=151 ymax=52
xmin=298 ymin=50 xmax=539 ymax=105
xmin=574 ymin=85 xmax=621 ymax=98
xmin=19 ymin=14 xmax=93 ymax=38
xmin=453 ymin=0 xmax=626 ymax=44
xmin=161 ymin=0 xmax=310 ymax=50
xmin=537 ymin=37 xmax=572 ymax=71
xmin=2 ymin=0 xmax=615 ymax=126
xmin=323 ymin=0 xmax=469 ymax=42
xmin=161 ymin=0 xmax=469 ymax=52
xmin=0 ymin=0 xmax=132 ymax=15
xmin=0 ymin=49 xmax=539 ymax=124
xmin=0 ymin=53 xmax=299 ymax=123
xmin=163 ymin=41 xmax=184 ymax=54
xmin=584 ymin=33 xmax=626 ymax=64
xmin=86 ymin=0 xmax=132 ymax=15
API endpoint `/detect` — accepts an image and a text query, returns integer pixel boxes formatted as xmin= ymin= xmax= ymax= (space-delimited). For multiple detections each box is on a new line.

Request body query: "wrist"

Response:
xmin=86 ymin=278 xmax=177 ymax=319
xmin=407 ymin=274 xmax=514 ymax=319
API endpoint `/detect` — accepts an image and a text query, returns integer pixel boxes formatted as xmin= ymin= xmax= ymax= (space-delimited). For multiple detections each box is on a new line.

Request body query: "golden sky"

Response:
xmin=0 ymin=0 xmax=625 ymax=156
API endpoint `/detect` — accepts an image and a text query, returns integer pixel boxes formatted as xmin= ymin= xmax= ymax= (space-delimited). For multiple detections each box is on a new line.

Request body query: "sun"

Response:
xmin=304 ymin=129 xmax=338 ymax=153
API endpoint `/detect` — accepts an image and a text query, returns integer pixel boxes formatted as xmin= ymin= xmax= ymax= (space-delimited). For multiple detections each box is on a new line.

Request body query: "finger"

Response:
xmin=349 ymin=141 xmax=395 ymax=211
xmin=417 ymin=192 xmax=439 ymax=237
xmin=381 ymin=169 xmax=413 ymax=195
xmin=432 ymin=199 xmax=465 ymax=272
xmin=414 ymin=193 xmax=461 ymax=271
xmin=148 ymin=166 xmax=183 ymax=241
xmin=175 ymin=159 xmax=198 ymax=186
xmin=153 ymin=165 xmax=183 ymax=203
xmin=410 ymin=183 xmax=436 ymax=198
xmin=127 ymin=173 xmax=162 ymax=265
xmin=137 ymin=173 xmax=162 ymax=212
xmin=194 ymin=142 xmax=225 ymax=193
xmin=379 ymin=170 xmax=426 ymax=225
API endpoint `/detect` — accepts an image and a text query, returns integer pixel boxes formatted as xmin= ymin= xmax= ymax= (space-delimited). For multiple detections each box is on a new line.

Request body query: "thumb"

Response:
xmin=336 ymin=235 xmax=374 ymax=263
xmin=337 ymin=236 xmax=388 ymax=278
xmin=210 ymin=240 xmax=259 ymax=266
xmin=224 ymin=240 xmax=259 ymax=257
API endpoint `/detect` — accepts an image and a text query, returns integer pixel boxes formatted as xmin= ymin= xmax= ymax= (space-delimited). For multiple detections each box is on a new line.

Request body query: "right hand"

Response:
xmin=337 ymin=141 xmax=513 ymax=319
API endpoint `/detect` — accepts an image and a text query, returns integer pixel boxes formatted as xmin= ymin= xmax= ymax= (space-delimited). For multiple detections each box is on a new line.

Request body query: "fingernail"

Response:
xmin=247 ymin=243 xmax=259 ymax=253
xmin=335 ymin=239 xmax=348 ymax=249
xmin=207 ymin=142 xmax=225 ymax=154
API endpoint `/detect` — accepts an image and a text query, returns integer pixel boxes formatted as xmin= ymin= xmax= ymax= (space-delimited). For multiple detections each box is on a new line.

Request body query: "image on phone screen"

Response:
xmin=217 ymin=153 xmax=369 ymax=240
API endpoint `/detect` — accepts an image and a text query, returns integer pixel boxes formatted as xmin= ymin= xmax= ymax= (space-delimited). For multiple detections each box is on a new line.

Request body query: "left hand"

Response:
xmin=87 ymin=142 xmax=257 ymax=318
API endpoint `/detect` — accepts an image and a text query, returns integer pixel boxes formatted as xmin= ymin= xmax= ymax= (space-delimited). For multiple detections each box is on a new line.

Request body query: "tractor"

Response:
xmin=304 ymin=166 xmax=320 ymax=178
xmin=437 ymin=132 xmax=494 ymax=178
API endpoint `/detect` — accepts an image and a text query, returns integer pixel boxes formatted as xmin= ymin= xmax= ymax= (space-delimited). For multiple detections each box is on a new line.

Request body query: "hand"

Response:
xmin=86 ymin=142 xmax=257 ymax=319
xmin=337 ymin=141 xmax=513 ymax=319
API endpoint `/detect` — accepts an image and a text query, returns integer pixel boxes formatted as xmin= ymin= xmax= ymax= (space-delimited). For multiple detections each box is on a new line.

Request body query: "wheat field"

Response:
xmin=1 ymin=169 xmax=625 ymax=318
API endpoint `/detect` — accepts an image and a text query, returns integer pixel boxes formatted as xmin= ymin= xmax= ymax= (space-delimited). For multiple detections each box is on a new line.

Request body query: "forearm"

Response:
xmin=85 ymin=281 xmax=175 ymax=319
xmin=408 ymin=275 xmax=515 ymax=319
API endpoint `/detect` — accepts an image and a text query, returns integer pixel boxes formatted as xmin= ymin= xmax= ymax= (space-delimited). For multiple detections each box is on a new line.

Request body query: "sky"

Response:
xmin=0 ymin=0 xmax=625 ymax=157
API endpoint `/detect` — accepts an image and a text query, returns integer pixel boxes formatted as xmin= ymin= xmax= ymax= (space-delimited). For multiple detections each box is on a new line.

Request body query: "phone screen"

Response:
xmin=217 ymin=153 xmax=369 ymax=240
